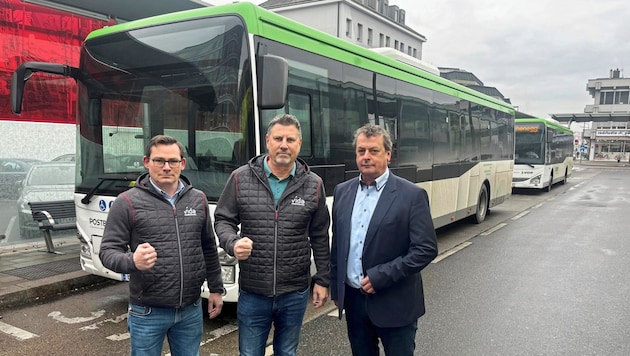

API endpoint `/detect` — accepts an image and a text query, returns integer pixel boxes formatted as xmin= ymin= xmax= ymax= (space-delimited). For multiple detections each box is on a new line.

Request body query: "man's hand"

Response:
xmin=133 ymin=242 xmax=157 ymax=270
xmin=312 ymin=284 xmax=329 ymax=309
xmin=234 ymin=237 xmax=253 ymax=260
xmin=207 ymin=293 xmax=224 ymax=319
xmin=360 ymin=276 xmax=375 ymax=294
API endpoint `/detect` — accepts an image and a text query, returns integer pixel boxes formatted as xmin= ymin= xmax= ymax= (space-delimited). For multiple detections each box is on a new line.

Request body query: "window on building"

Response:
xmin=399 ymin=42 xmax=404 ymax=52
xmin=394 ymin=40 xmax=399 ymax=50
xmin=379 ymin=33 xmax=384 ymax=47
xmin=600 ymin=91 xmax=614 ymax=105
xmin=413 ymin=48 xmax=417 ymax=57
xmin=357 ymin=23 xmax=363 ymax=42
xmin=346 ymin=19 xmax=352 ymax=37
xmin=368 ymin=28 xmax=373 ymax=46
xmin=385 ymin=36 xmax=390 ymax=47
xmin=615 ymin=90 xmax=629 ymax=104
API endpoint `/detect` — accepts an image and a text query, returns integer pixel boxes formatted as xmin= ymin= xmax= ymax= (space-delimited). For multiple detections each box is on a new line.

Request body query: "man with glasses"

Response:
xmin=100 ymin=134 xmax=224 ymax=356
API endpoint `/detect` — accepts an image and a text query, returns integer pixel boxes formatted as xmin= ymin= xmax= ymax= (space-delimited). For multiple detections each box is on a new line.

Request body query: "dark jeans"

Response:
xmin=127 ymin=298 xmax=203 ymax=356
xmin=344 ymin=284 xmax=418 ymax=356
xmin=237 ymin=288 xmax=310 ymax=356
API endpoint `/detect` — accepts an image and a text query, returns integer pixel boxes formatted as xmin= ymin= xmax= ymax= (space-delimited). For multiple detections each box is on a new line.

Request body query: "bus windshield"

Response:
xmin=76 ymin=15 xmax=252 ymax=201
xmin=515 ymin=123 xmax=545 ymax=165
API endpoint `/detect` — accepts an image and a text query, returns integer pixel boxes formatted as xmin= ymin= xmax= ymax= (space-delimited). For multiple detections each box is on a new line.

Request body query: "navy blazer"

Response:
xmin=330 ymin=172 xmax=438 ymax=328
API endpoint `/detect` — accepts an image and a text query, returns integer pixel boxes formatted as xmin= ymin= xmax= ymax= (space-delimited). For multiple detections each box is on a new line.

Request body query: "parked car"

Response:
xmin=51 ymin=153 xmax=76 ymax=162
xmin=0 ymin=158 xmax=41 ymax=200
xmin=16 ymin=162 xmax=76 ymax=239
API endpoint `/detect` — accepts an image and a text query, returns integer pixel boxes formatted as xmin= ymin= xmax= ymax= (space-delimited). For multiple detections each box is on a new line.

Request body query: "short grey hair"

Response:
xmin=353 ymin=124 xmax=392 ymax=151
xmin=267 ymin=114 xmax=302 ymax=138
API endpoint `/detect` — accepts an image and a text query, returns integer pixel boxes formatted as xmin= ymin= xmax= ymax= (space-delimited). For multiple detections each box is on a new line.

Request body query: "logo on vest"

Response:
xmin=184 ymin=207 xmax=197 ymax=216
xmin=291 ymin=195 xmax=305 ymax=207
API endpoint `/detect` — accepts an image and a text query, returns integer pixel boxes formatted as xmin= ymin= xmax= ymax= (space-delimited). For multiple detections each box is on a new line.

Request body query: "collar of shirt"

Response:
xmin=359 ymin=168 xmax=389 ymax=191
xmin=149 ymin=177 xmax=185 ymax=205
xmin=263 ymin=154 xmax=296 ymax=180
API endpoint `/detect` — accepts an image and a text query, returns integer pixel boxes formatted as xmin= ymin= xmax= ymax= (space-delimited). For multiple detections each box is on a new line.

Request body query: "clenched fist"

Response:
xmin=234 ymin=237 xmax=253 ymax=260
xmin=133 ymin=242 xmax=157 ymax=270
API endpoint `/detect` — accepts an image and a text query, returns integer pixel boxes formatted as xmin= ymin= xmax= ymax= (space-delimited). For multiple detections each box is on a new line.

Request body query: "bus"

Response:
xmin=512 ymin=117 xmax=573 ymax=191
xmin=11 ymin=2 xmax=514 ymax=302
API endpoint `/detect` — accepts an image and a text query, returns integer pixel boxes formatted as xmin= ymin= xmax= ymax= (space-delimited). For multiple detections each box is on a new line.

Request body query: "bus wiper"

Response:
xmin=80 ymin=174 xmax=136 ymax=204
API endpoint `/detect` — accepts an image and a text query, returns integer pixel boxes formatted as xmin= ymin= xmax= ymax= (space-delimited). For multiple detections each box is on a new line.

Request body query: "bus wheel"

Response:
xmin=546 ymin=174 xmax=553 ymax=192
xmin=472 ymin=184 xmax=488 ymax=224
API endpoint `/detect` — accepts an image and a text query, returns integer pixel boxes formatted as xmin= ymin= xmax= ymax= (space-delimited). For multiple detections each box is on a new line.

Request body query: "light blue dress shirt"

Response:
xmin=346 ymin=168 xmax=389 ymax=288
xmin=150 ymin=178 xmax=185 ymax=206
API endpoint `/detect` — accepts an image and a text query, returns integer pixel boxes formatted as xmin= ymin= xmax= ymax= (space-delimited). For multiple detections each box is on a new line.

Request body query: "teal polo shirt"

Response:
xmin=263 ymin=155 xmax=296 ymax=207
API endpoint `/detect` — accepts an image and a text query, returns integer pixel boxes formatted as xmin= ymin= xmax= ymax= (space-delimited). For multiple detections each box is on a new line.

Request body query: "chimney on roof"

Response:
xmin=611 ymin=68 xmax=621 ymax=79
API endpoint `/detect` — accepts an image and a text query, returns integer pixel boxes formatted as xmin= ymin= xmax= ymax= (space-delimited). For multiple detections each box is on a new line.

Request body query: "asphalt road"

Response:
xmin=297 ymin=165 xmax=630 ymax=355
xmin=2 ymin=165 xmax=628 ymax=355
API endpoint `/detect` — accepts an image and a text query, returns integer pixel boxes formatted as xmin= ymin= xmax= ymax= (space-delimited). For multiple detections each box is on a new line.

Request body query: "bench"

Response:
xmin=28 ymin=200 xmax=76 ymax=254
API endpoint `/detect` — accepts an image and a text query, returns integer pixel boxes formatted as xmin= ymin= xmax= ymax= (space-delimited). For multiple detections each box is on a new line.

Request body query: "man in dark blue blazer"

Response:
xmin=330 ymin=124 xmax=438 ymax=356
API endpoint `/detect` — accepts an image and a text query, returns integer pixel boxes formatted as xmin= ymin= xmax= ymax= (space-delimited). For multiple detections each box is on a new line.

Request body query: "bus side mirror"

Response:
xmin=257 ymin=55 xmax=288 ymax=109
xmin=11 ymin=62 xmax=76 ymax=114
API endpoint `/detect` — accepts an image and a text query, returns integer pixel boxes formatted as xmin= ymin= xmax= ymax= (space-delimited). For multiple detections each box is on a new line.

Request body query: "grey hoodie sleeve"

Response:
xmin=99 ymin=193 xmax=139 ymax=274
xmin=214 ymin=171 xmax=241 ymax=256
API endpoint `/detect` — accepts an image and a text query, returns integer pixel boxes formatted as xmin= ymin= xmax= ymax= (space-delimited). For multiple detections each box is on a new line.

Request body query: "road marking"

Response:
xmin=511 ymin=211 xmax=530 ymax=220
xmin=480 ymin=223 xmax=507 ymax=236
xmin=201 ymin=323 xmax=239 ymax=344
xmin=48 ymin=310 xmax=105 ymax=324
xmin=327 ymin=309 xmax=340 ymax=317
xmin=432 ymin=241 xmax=472 ymax=263
xmin=0 ymin=321 xmax=39 ymax=340
xmin=80 ymin=313 xmax=127 ymax=331
xmin=106 ymin=332 xmax=129 ymax=341
xmin=164 ymin=323 xmax=239 ymax=356
xmin=532 ymin=203 xmax=543 ymax=209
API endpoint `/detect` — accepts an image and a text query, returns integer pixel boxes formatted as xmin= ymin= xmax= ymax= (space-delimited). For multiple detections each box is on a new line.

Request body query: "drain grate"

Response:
xmin=4 ymin=259 xmax=81 ymax=280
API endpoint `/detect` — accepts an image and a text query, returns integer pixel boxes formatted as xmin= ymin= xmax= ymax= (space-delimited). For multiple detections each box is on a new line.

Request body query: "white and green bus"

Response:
xmin=512 ymin=117 xmax=573 ymax=191
xmin=11 ymin=2 xmax=514 ymax=302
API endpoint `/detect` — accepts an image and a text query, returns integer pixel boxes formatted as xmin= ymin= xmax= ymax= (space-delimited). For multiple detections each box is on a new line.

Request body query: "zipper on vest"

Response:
xmin=174 ymin=205 xmax=184 ymax=307
xmin=273 ymin=209 xmax=279 ymax=296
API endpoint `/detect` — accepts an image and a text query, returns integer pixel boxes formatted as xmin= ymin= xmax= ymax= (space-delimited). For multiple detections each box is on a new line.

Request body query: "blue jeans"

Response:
xmin=127 ymin=298 xmax=203 ymax=356
xmin=344 ymin=285 xmax=418 ymax=356
xmin=237 ymin=288 xmax=309 ymax=356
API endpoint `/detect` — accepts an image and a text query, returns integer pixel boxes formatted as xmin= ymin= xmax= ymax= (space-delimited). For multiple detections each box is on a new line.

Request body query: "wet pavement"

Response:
xmin=0 ymin=160 xmax=625 ymax=313
xmin=0 ymin=237 xmax=111 ymax=311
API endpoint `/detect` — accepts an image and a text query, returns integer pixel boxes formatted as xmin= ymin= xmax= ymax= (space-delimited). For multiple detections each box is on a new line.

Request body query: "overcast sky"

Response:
xmin=207 ymin=0 xmax=629 ymax=118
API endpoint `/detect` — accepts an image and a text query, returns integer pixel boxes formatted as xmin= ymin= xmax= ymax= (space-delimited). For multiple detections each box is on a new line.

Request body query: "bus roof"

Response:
xmin=86 ymin=2 xmax=514 ymax=114
xmin=515 ymin=117 xmax=573 ymax=134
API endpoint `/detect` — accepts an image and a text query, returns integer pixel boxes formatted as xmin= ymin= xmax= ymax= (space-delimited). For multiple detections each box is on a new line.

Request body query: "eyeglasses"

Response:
xmin=151 ymin=158 xmax=182 ymax=168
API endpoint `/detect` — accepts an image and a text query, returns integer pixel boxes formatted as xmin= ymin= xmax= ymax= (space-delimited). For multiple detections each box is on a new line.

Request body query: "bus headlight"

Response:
xmin=218 ymin=249 xmax=236 ymax=284
xmin=531 ymin=175 xmax=542 ymax=185
xmin=221 ymin=265 xmax=236 ymax=284
xmin=77 ymin=234 xmax=92 ymax=258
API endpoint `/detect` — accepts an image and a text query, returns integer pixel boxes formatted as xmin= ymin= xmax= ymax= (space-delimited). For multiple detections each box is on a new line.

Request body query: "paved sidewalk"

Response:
xmin=0 ymin=237 xmax=111 ymax=311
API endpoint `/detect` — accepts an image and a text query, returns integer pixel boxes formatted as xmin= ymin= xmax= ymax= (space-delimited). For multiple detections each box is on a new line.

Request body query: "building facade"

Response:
xmin=260 ymin=0 xmax=426 ymax=60
xmin=553 ymin=69 xmax=630 ymax=161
